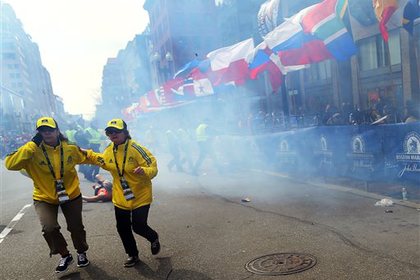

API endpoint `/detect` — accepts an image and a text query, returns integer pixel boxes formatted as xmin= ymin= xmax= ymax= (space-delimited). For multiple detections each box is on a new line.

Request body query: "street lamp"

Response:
xmin=151 ymin=52 xmax=160 ymax=63
xmin=150 ymin=52 xmax=161 ymax=86
xmin=165 ymin=51 xmax=173 ymax=62
xmin=165 ymin=51 xmax=174 ymax=78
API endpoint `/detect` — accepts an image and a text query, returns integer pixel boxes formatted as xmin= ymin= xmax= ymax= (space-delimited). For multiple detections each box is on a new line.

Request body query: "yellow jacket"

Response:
xmin=101 ymin=139 xmax=158 ymax=210
xmin=196 ymin=123 xmax=209 ymax=142
xmin=5 ymin=141 xmax=102 ymax=204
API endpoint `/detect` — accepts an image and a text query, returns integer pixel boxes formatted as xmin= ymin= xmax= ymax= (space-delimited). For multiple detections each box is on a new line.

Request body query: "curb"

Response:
xmin=252 ymin=169 xmax=420 ymax=210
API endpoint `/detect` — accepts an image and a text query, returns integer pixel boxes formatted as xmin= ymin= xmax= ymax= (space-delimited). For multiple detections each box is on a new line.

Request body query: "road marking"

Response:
xmin=0 ymin=204 xmax=31 ymax=244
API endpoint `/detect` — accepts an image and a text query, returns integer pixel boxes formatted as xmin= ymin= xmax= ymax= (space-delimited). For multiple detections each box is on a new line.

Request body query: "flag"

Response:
xmin=137 ymin=96 xmax=149 ymax=113
xmin=171 ymin=77 xmax=214 ymax=98
xmin=301 ymin=0 xmax=357 ymax=60
xmin=206 ymin=38 xmax=255 ymax=85
xmin=250 ymin=0 xmax=356 ymax=68
xmin=257 ymin=0 xmax=281 ymax=38
xmin=146 ymin=90 xmax=161 ymax=107
xmin=403 ymin=0 xmax=420 ymax=34
xmin=122 ymin=103 xmax=138 ymax=120
xmin=249 ymin=8 xmax=329 ymax=67
xmin=173 ymin=59 xmax=200 ymax=78
xmin=264 ymin=6 xmax=314 ymax=52
xmin=193 ymin=78 xmax=214 ymax=97
xmin=279 ymin=40 xmax=333 ymax=65
xmin=162 ymin=77 xmax=184 ymax=92
xmin=171 ymin=78 xmax=196 ymax=101
xmin=373 ymin=0 xmax=398 ymax=41
xmin=247 ymin=41 xmax=305 ymax=92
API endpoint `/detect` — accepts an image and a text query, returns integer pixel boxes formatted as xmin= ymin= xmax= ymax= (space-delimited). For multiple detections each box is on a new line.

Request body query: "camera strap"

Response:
xmin=113 ymin=140 xmax=129 ymax=178
xmin=113 ymin=140 xmax=135 ymax=200
xmin=41 ymin=142 xmax=69 ymax=204
xmin=40 ymin=142 xmax=64 ymax=180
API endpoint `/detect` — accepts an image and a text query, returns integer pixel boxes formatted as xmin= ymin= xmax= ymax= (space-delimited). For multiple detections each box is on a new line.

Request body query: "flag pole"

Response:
xmin=281 ymin=75 xmax=289 ymax=127
xmin=414 ymin=29 xmax=420 ymax=93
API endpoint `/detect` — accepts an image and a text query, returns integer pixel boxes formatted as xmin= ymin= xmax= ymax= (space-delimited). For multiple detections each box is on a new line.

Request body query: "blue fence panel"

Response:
xmin=344 ymin=125 xmax=384 ymax=181
xmin=382 ymin=123 xmax=420 ymax=184
xmin=249 ymin=122 xmax=420 ymax=186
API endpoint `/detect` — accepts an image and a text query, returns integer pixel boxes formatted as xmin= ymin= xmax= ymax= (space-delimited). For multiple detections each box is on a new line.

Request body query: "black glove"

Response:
xmin=31 ymin=133 xmax=43 ymax=146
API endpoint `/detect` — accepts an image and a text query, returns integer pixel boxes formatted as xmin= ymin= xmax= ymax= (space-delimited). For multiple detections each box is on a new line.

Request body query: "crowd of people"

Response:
xmin=314 ymin=100 xmax=419 ymax=126
xmin=239 ymin=100 xmax=420 ymax=134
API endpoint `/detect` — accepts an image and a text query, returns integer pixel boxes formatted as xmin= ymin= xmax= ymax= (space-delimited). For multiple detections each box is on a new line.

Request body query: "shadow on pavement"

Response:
xmin=134 ymin=256 xmax=172 ymax=279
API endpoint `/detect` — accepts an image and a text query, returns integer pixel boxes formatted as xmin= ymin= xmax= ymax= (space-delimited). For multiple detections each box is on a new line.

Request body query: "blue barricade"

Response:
xmin=233 ymin=122 xmax=420 ymax=185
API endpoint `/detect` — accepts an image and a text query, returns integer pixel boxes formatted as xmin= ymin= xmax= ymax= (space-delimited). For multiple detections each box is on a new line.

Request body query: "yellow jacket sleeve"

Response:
xmin=78 ymin=148 xmax=105 ymax=166
xmin=5 ymin=141 xmax=37 ymax=170
xmin=131 ymin=142 xmax=158 ymax=180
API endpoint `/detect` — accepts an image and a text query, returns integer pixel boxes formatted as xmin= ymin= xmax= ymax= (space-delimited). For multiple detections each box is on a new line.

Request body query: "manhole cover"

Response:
xmin=245 ymin=253 xmax=317 ymax=276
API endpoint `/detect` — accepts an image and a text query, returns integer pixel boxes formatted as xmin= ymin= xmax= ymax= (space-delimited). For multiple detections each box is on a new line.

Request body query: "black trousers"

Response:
xmin=114 ymin=204 xmax=158 ymax=257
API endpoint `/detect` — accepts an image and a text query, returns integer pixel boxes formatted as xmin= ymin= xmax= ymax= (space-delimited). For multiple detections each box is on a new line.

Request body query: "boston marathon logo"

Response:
xmin=396 ymin=132 xmax=420 ymax=177
xmin=276 ymin=139 xmax=296 ymax=164
xmin=314 ymin=135 xmax=332 ymax=166
xmin=347 ymin=135 xmax=374 ymax=171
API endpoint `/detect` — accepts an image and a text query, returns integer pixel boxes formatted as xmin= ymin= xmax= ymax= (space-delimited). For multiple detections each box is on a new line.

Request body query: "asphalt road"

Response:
xmin=0 ymin=161 xmax=419 ymax=280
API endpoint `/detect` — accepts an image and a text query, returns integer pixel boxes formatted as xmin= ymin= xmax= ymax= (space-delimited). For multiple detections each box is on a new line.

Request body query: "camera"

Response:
xmin=55 ymin=179 xmax=69 ymax=204
xmin=120 ymin=178 xmax=135 ymax=201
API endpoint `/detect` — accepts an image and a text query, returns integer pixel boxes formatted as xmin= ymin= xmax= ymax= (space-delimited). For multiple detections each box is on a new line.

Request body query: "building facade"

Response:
xmin=94 ymin=34 xmax=152 ymax=124
xmin=143 ymin=0 xmax=221 ymax=86
xmin=1 ymin=3 xmax=66 ymax=132
xmin=98 ymin=0 xmax=419 ymax=126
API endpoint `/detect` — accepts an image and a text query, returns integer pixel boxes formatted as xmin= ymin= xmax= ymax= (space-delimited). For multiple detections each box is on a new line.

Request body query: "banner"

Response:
xmin=244 ymin=122 xmax=420 ymax=184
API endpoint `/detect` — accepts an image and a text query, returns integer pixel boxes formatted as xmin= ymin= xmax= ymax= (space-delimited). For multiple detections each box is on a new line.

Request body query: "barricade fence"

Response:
xmin=216 ymin=123 xmax=420 ymax=185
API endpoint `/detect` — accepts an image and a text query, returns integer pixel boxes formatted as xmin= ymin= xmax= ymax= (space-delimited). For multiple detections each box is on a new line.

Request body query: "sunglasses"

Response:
xmin=105 ymin=129 xmax=123 ymax=136
xmin=38 ymin=127 xmax=56 ymax=133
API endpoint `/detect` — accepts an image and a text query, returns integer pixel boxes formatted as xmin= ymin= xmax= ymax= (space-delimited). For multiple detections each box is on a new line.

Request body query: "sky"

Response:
xmin=5 ymin=0 xmax=149 ymax=120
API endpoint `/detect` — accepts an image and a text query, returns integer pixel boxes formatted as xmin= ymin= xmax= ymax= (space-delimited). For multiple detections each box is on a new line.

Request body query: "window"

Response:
xmin=358 ymin=32 xmax=401 ymax=71
xmin=304 ymin=60 xmax=331 ymax=82
xmin=2 ymin=53 xmax=16 ymax=60
xmin=359 ymin=37 xmax=377 ymax=71
xmin=318 ymin=60 xmax=331 ymax=80
xmin=388 ymin=30 xmax=401 ymax=65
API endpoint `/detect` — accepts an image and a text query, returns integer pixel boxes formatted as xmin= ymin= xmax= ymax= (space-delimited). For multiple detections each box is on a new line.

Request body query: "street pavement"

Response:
xmin=0 ymin=160 xmax=419 ymax=280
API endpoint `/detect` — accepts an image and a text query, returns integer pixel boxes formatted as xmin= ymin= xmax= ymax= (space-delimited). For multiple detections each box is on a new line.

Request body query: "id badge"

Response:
xmin=120 ymin=178 xmax=135 ymax=201
xmin=55 ymin=179 xmax=69 ymax=204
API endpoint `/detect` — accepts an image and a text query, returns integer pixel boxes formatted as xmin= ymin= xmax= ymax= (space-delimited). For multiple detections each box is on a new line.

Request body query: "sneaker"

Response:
xmin=124 ymin=256 xmax=139 ymax=267
xmin=77 ymin=252 xmax=90 ymax=267
xmin=55 ymin=254 xmax=73 ymax=273
xmin=151 ymin=239 xmax=161 ymax=255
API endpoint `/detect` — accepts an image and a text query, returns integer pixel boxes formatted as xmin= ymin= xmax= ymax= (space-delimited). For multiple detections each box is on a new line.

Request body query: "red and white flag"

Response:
xmin=206 ymin=38 xmax=255 ymax=85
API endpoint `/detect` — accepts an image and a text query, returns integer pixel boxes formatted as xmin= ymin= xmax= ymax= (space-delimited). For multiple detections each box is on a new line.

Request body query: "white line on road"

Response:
xmin=0 ymin=204 xmax=32 ymax=244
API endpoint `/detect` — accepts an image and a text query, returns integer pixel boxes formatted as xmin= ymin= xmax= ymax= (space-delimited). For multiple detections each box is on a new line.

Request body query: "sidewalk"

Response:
xmin=254 ymin=169 xmax=420 ymax=209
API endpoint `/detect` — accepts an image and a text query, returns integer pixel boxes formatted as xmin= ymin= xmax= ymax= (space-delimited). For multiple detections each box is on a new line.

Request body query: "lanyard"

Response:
xmin=40 ymin=142 xmax=64 ymax=180
xmin=113 ymin=140 xmax=129 ymax=178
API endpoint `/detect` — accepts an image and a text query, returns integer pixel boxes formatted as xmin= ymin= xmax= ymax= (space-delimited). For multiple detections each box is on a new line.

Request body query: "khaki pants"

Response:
xmin=34 ymin=195 xmax=88 ymax=256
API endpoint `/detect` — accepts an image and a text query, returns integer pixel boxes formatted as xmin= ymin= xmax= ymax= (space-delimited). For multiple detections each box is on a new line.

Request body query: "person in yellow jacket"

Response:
xmin=193 ymin=119 xmax=222 ymax=175
xmin=99 ymin=118 xmax=160 ymax=267
xmin=4 ymin=117 xmax=104 ymax=274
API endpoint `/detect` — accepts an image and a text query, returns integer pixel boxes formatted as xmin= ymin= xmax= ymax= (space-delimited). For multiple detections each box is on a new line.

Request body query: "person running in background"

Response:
xmin=4 ymin=117 xmax=103 ymax=274
xmin=177 ymin=127 xmax=194 ymax=171
xmin=193 ymin=119 xmax=222 ymax=175
xmin=165 ymin=129 xmax=183 ymax=172
xmin=82 ymin=174 xmax=112 ymax=202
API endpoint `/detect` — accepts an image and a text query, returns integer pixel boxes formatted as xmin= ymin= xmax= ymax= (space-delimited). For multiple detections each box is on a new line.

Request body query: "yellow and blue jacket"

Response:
xmin=5 ymin=141 xmax=103 ymax=204
xmin=100 ymin=139 xmax=158 ymax=211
